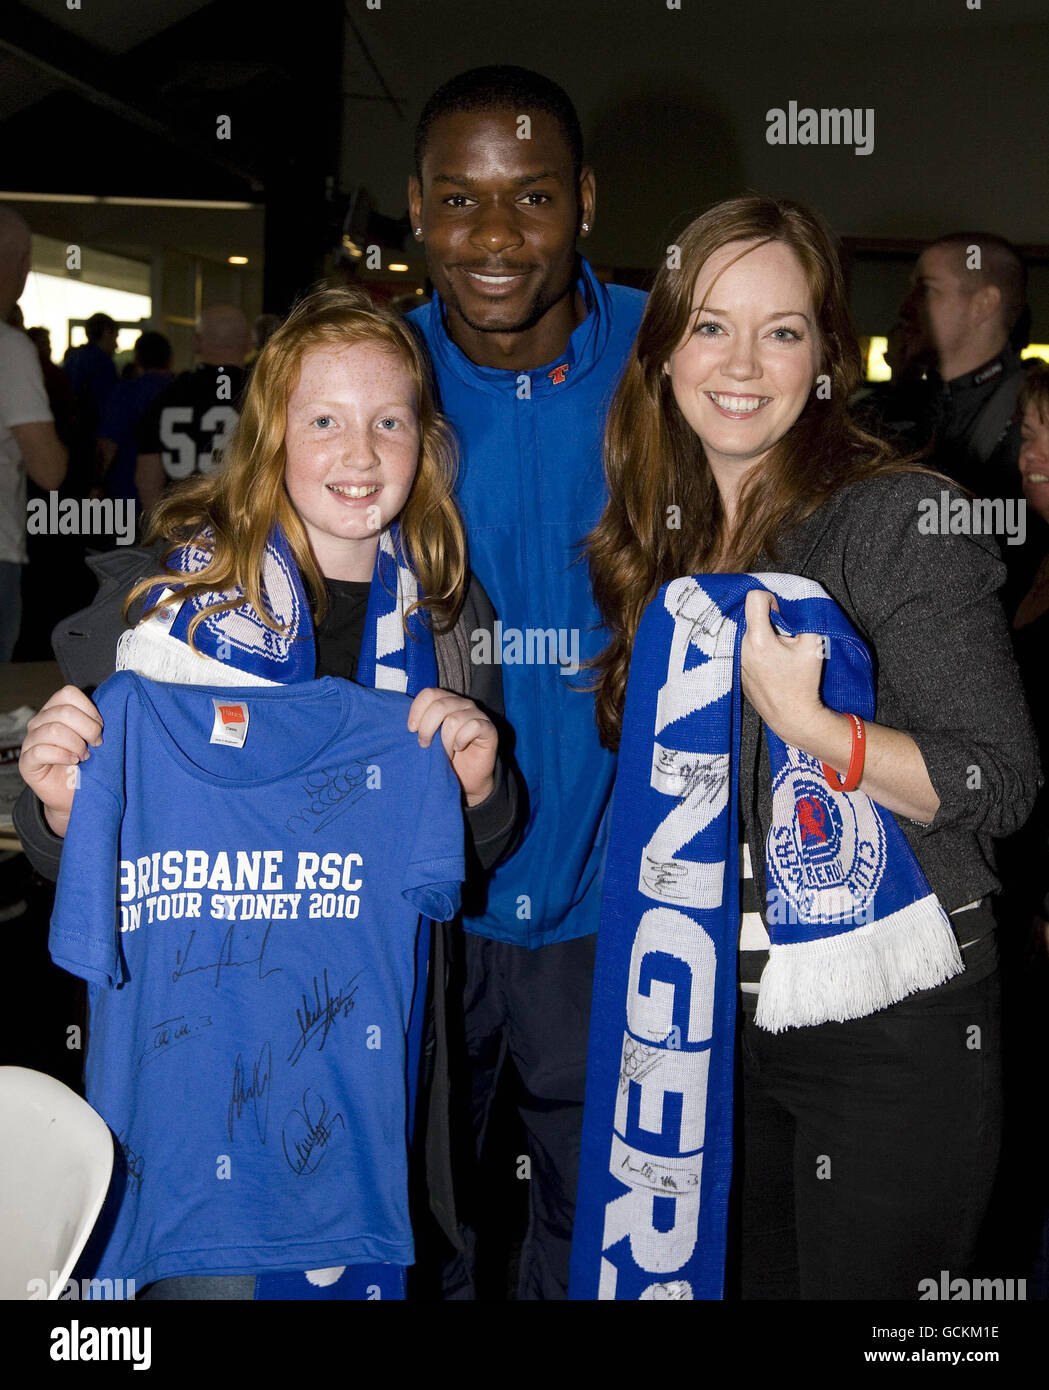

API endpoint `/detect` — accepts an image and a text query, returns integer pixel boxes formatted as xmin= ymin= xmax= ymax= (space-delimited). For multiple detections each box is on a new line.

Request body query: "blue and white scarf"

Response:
xmin=115 ymin=522 xmax=437 ymax=694
xmin=355 ymin=525 xmax=438 ymax=695
xmin=569 ymin=572 xmax=963 ymax=1301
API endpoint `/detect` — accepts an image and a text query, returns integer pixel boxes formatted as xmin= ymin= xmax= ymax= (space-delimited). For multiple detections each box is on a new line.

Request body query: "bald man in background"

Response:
xmin=135 ymin=304 xmax=252 ymax=514
xmin=0 ymin=206 xmax=67 ymax=659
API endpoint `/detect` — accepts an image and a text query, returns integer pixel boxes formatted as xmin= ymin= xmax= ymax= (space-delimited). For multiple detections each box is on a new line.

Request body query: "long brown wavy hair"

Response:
xmin=587 ymin=195 xmax=917 ymax=749
xmin=126 ymin=285 xmax=466 ymax=647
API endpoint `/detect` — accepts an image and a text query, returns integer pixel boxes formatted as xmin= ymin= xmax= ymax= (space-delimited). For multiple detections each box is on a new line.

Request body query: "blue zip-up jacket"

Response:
xmin=409 ymin=259 xmax=646 ymax=948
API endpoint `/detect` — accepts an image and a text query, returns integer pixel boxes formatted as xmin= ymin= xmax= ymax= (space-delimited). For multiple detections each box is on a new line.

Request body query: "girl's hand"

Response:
xmin=740 ymin=589 xmax=827 ymax=748
xmin=18 ymin=685 xmax=104 ymax=837
xmin=407 ymin=688 xmax=498 ymax=806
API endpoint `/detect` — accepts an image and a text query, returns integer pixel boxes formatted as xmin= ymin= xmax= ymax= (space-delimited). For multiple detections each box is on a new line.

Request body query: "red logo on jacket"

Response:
xmin=548 ymin=363 xmax=570 ymax=385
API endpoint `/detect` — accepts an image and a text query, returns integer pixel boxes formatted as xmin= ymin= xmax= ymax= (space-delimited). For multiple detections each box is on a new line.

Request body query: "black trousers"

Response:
xmin=444 ymin=930 xmax=597 ymax=1300
xmin=735 ymin=934 xmax=1002 ymax=1300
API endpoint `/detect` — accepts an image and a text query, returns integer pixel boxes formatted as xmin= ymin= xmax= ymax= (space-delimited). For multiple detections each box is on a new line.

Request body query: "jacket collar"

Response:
xmin=930 ymin=344 xmax=1021 ymax=398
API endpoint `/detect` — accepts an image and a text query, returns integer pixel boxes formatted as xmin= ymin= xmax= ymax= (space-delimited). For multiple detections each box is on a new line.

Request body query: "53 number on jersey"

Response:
xmin=160 ymin=404 xmax=240 ymax=478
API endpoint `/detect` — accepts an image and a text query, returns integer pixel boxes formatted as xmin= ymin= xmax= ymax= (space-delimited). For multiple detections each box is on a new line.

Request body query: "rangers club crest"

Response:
xmin=766 ymin=748 xmax=886 ymax=925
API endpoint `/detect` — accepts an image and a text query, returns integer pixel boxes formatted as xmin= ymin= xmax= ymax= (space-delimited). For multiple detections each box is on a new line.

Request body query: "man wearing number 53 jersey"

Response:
xmin=135 ymin=304 xmax=252 ymax=515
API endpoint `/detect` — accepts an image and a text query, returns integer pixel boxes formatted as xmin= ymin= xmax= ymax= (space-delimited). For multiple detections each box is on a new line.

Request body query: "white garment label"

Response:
xmin=210 ymin=699 xmax=249 ymax=747
xmin=151 ymin=588 xmax=183 ymax=633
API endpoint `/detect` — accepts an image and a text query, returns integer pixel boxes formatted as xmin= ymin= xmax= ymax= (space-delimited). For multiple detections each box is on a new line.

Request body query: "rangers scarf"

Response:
xmin=569 ymin=572 xmax=962 ymax=1301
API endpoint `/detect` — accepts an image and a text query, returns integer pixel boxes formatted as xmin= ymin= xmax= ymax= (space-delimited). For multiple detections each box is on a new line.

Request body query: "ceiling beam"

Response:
xmin=0 ymin=1 xmax=262 ymax=190
xmin=343 ymin=3 xmax=403 ymax=122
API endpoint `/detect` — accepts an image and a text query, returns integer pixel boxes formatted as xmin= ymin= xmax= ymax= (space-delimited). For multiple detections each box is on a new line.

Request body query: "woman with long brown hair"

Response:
xmin=580 ymin=197 xmax=1040 ymax=1299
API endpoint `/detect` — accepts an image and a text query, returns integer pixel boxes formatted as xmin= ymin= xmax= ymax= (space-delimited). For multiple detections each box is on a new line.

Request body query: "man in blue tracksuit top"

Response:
xmin=407 ymin=66 xmax=645 ymax=1298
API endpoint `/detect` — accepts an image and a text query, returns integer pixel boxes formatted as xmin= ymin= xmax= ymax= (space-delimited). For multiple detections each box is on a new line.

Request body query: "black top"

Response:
xmin=1011 ymin=606 xmax=1049 ymax=757
xmin=870 ymin=347 xmax=1025 ymax=494
xmin=315 ymin=579 xmax=373 ymax=682
xmin=926 ymin=346 xmax=1023 ymax=482
xmin=135 ymin=364 xmax=249 ymax=483
xmin=1000 ymin=604 xmax=1049 ymax=917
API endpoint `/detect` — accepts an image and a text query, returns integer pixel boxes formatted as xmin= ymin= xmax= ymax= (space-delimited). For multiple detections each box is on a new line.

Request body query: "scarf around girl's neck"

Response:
xmin=569 ymin=572 xmax=963 ymax=1301
xmin=115 ymin=521 xmax=438 ymax=695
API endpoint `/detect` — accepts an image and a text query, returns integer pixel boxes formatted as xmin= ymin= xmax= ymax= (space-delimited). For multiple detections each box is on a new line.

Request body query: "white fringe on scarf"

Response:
xmin=754 ymin=894 xmax=964 ymax=1033
xmin=115 ymin=621 xmax=279 ymax=688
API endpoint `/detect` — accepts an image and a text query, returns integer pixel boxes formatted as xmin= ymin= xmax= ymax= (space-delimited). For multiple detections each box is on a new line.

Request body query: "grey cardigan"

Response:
xmin=741 ymin=469 xmax=1042 ymax=921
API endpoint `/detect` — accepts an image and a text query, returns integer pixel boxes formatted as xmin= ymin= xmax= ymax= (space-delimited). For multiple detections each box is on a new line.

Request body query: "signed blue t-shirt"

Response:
xmin=50 ymin=671 xmax=464 ymax=1287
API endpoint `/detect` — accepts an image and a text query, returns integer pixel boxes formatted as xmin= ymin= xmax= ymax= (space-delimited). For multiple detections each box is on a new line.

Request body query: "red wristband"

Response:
xmin=821 ymin=713 xmax=865 ymax=793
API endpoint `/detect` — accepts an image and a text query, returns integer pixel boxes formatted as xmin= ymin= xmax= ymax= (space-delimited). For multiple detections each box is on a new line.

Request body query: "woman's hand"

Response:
xmin=407 ymin=688 xmax=498 ymax=807
xmin=740 ymin=589 xmax=941 ymax=824
xmin=740 ymin=589 xmax=827 ymax=748
xmin=18 ymin=685 xmax=103 ymax=838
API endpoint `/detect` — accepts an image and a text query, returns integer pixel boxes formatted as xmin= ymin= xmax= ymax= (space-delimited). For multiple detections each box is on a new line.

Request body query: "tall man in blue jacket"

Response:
xmin=407 ymin=66 xmax=645 ymax=1299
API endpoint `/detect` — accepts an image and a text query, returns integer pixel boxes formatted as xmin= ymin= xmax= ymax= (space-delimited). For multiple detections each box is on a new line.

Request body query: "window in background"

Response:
xmin=860 ymin=336 xmax=892 ymax=383
xmin=860 ymin=338 xmax=1047 ymax=382
xmin=20 ymin=272 xmax=151 ymax=362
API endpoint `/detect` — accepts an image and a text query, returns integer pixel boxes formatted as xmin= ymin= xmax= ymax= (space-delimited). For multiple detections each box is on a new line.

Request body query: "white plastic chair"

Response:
xmin=0 ymin=1066 xmax=114 ymax=1300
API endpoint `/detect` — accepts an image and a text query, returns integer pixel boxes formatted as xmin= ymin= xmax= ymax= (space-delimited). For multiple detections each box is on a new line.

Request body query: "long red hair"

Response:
xmin=127 ymin=286 xmax=466 ymax=645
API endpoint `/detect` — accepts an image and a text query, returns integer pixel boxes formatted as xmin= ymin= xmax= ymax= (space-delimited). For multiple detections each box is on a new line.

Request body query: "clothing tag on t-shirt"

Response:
xmin=210 ymin=699 xmax=249 ymax=747
xmin=151 ymin=588 xmax=183 ymax=633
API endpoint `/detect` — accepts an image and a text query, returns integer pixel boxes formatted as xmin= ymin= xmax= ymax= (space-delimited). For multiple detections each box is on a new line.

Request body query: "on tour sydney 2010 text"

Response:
xmin=118 ymin=849 xmax=364 ymax=931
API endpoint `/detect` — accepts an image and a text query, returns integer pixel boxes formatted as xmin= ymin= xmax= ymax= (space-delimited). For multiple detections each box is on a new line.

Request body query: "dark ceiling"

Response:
xmin=2 ymin=0 xmax=1047 ymax=307
xmin=0 ymin=0 xmax=362 ymax=304
xmin=4 ymin=0 xmax=1045 ymax=203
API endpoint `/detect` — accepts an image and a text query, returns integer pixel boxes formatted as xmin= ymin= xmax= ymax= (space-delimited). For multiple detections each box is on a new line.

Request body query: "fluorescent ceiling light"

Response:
xmin=1 ymin=192 xmax=259 ymax=210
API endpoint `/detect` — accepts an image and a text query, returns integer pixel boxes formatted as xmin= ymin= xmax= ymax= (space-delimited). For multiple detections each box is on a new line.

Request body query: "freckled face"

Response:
xmin=664 ymin=239 xmax=821 ymax=484
xmin=283 ymin=343 xmax=420 ymax=578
